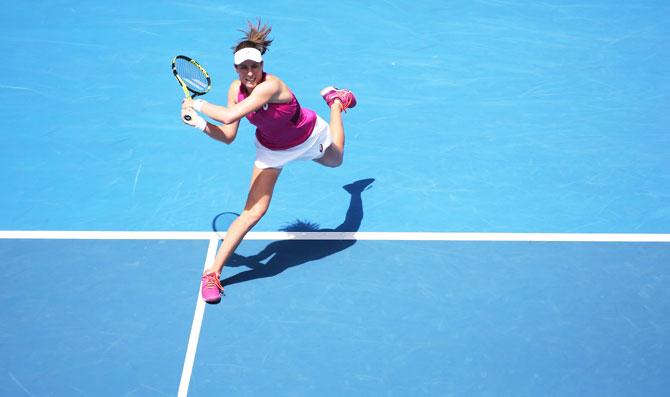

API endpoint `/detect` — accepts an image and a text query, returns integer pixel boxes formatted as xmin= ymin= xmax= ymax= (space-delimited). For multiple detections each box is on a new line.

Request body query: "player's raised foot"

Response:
xmin=320 ymin=86 xmax=357 ymax=112
xmin=201 ymin=272 xmax=224 ymax=303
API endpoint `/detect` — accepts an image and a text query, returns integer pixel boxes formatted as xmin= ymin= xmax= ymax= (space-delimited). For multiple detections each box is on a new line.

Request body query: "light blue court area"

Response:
xmin=1 ymin=1 xmax=669 ymax=233
xmin=2 ymin=237 xmax=669 ymax=396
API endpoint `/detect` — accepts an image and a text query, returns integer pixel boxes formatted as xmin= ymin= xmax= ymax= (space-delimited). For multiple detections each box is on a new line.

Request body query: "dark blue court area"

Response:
xmin=1 ymin=0 xmax=669 ymax=396
xmin=1 ymin=238 xmax=669 ymax=396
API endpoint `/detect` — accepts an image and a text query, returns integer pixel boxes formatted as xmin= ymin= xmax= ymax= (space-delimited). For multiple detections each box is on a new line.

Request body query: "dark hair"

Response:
xmin=233 ymin=20 xmax=273 ymax=54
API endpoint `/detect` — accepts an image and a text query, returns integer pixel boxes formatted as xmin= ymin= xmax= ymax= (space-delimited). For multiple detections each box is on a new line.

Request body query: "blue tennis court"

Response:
xmin=1 ymin=1 xmax=669 ymax=396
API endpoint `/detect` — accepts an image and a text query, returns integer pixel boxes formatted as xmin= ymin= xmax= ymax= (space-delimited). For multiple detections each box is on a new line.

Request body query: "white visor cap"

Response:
xmin=234 ymin=47 xmax=263 ymax=65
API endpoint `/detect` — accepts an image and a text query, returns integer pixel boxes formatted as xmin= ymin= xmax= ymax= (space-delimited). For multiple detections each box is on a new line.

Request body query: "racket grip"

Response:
xmin=184 ymin=115 xmax=192 ymax=121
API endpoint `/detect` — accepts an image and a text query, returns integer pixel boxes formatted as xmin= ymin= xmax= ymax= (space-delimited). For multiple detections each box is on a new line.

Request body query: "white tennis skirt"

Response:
xmin=254 ymin=115 xmax=332 ymax=169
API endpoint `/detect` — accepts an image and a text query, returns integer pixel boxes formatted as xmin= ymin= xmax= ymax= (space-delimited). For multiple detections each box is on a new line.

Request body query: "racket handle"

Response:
xmin=184 ymin=115 xmax=192 ymax=121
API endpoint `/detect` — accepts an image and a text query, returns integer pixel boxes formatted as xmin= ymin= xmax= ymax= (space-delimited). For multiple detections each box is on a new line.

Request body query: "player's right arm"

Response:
xmin=198 ymin=81 xmax=242 ymax=144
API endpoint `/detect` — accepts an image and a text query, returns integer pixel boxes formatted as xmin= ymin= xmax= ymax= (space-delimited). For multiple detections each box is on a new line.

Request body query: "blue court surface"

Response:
xmin=1 ymin=1 xmax=669 ymax=396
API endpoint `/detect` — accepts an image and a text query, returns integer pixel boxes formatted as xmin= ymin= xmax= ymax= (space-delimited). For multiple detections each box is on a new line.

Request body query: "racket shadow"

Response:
xmin=219 ymin=178 xmax=375 ymax=287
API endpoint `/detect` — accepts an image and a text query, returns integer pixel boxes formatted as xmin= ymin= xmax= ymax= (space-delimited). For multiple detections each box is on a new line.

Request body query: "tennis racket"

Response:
xmin=172 ymin=55 xmax=211 ymax=121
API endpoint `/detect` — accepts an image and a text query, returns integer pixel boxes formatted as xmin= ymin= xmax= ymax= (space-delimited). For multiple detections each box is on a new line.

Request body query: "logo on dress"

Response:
xmin=262 ymin=103 xmax=269 ymax=111
xmin=319 ymin=144 xmax=323 ymax=153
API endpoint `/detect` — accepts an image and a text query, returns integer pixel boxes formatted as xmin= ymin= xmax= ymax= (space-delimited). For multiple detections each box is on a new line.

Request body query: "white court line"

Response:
xmin=0 ymin=230 xmax=670 ymax=242
xmin=177 ymin=238 xmax=218 ymax=397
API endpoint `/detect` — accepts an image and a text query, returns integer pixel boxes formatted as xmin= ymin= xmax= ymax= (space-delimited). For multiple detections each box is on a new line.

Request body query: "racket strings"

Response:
xmin=175 ymin=59 xmax=209 ymax=94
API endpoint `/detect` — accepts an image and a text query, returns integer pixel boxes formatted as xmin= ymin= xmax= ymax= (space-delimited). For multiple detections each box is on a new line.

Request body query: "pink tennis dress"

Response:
xmin=238 ymin=75 xmax=317 ymax=150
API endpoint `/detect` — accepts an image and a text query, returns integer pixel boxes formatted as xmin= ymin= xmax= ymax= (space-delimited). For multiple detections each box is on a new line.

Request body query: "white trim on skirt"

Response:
xmin=253 ymin=115 xmax=332 ymax=169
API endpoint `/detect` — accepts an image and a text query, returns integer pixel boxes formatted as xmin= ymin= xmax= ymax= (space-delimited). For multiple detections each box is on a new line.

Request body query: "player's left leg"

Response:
xmin=315 ymin=87 xmax=357 ymax=168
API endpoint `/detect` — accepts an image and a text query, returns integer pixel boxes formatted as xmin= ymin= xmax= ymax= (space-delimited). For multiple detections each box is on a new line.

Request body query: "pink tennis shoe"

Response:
xmin=320 ymin=86 xmax=357 ymax=112
xmin=201 ymin=272 xmax=224 ymax=303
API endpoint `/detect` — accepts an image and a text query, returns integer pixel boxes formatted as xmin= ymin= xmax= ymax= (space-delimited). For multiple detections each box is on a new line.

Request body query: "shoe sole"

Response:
xmin=320 ymin=86 xmax=336 ymax=97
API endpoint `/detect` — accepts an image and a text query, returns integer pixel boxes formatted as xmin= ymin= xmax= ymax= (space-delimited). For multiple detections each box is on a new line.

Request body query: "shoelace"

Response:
xmin=203 ymin=272 xmax=224 ymax=292
xmin=328 ymin=90 xmax=353 ymax=112
xmin=339 ymin=96 xmax=353 ymax=112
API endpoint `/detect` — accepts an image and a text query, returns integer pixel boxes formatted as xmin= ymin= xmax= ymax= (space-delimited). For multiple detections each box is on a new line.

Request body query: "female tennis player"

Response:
xmin=180 ymin=21 xmax=357 ymax=303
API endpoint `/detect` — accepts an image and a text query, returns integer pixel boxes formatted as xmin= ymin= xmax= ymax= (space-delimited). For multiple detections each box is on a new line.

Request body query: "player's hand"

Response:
xmin=181 ymin=108 xmax=207 ymax=131
xmin=181 ymin=98 xmax=193 ymax=110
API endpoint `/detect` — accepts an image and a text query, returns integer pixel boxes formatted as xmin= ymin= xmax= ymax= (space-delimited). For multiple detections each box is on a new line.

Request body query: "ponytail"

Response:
xmin=233 ymin=20 xmax=273 ymax=54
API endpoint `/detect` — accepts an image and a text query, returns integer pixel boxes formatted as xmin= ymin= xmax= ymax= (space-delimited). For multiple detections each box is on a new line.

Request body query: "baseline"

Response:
xmin=1 ymin=230 xmax=669 ymax=242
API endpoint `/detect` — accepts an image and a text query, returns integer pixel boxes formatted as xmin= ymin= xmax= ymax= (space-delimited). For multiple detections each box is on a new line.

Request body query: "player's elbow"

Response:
xmin=222 ymin=129 xmax=238 ymax=144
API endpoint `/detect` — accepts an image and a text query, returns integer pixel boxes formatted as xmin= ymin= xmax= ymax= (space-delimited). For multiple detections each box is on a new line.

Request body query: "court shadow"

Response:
xmin=220 ymin=178 xmax=375 ymax=288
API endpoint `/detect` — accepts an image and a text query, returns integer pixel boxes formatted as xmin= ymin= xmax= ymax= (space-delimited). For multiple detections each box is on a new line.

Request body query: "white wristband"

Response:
xmin=195 ymin=117 xmax=207 ymax=132
xmin=193 ymin=99 xmax=206 ymax=112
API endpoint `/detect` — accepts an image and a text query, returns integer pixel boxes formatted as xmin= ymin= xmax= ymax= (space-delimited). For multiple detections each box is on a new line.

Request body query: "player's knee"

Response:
xmin=329 ymin=157 xmax=343 ymax=168
xmin=322 ymin=151 xmax=343 ymax=168
xmin=318 ymin=146 xmax=343 ymax=168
